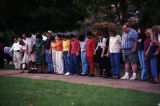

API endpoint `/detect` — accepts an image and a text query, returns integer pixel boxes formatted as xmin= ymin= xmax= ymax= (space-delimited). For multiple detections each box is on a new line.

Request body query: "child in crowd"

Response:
xmin=62 ymin=35 xmax=71 ymax=75
xmin=50 ymin=36 xmax=57 ymax=73
xmin=55 ymin=35 xmax=64 ymax=74
xmin=70 ymin=34 xmax=80 ymax=75
xmin=19 ymin=40 xmax=29 ymax=73
xmin=79 ymin=34 xmax=88 ymax=76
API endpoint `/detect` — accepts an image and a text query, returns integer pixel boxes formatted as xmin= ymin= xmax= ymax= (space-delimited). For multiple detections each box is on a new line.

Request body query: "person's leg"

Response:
xmin=52 ymin=50 xmax=56 ymax=73
xmin=13 ymin=52 xmax=18 ymax=69
xmin=58 ymin=51 xmax=64 ymax=74
xmin=64 ymin=51 xmax=70 ymax=73
xmin=110 ymin=53 xmax=116 ymax=76
xmin=87 ymin=56 xmax=94 ymax=75
xmin=129 ymin=50 xmax=138 ymax=80
xmin=150 ymin=57 xmax=159 ymax=82
xmin=47 ymin=50 xmax=53 ymax=72
xmin=81 ymin=52 xmax=85 ymax=74
xmin=114 ymin=53 xmax=120 ymax=77
xmin=121 ymin=50 xmax=130 ymax=79
xmin=83 ymin=52 xmax=88 ymax=74
xmin=73 ymin=53 xmax=80 ymax=74
xmin=70 ymin=53 xmax=74 ymax=74
xmin=141 ymin=50 xmax=149 ymax=80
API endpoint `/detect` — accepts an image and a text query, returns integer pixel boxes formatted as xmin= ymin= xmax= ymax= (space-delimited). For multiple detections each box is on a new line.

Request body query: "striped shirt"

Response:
xmin=122 ymin=28 xmax=138 ymax=49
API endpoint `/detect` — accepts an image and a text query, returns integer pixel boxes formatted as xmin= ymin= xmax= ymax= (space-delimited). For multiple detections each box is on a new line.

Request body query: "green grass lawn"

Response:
xmin=0 ymin=76 xmax=160 ymax=106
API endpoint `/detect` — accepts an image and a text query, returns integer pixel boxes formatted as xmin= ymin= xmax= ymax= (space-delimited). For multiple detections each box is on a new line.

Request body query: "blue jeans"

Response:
xmin=138 ymin=50 xmax=149 ymax=80
xmin=109 ymin=53 xmax=120 ymax=76
xmin=45 ymin=50 xmax=53 ymax=72
xmin=70 ymin=53 xmax=80 ymax=74
xmin=150 ymin=56 xmax=158 ymax=78
xmin=63 ymin=51 xmax=71 ymax=73
xmin=81 ymin=52 xmax=88 ymax=74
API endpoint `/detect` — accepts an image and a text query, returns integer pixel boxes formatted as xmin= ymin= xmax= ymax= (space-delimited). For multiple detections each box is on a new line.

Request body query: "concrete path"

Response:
xmin=0 ymin=70 xmax=160 ymax=94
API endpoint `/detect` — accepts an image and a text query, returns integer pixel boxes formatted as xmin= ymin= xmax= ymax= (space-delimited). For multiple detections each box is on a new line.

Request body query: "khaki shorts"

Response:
xmin=122 ymin=49 xmax=138 ymax=63
xmin=29 ymin=52 xmax=36 ymax=62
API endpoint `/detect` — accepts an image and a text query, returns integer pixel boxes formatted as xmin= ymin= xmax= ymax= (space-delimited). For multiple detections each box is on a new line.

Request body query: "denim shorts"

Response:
xmin=122 ymin=49 xmax=138 ymax=63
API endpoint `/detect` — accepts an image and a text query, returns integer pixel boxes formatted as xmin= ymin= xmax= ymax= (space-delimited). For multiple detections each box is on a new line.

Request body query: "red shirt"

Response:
xmin=86 ymin=38 xmax=95 ymax=57
xmin=71 ymin=39 xmax=80 ymax=53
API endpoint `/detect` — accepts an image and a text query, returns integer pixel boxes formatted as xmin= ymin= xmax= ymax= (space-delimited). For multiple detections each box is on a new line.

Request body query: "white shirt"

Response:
xmin=158 ymin=34 xmax=160 ymax=43
xmin=9 ymin=42 xmax=22 ymax=52
xmin=97 ymin=38 xmax=106 ymax=49
xmin=109 ymin=35 xmax=121 ymax=53
xmin=26 ymin=35 xmax=36 ymax=52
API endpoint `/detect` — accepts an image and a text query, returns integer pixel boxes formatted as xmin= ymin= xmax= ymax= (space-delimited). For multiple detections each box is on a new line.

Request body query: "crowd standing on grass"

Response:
xmin=6 ymin=23 xmax=160 ymax=84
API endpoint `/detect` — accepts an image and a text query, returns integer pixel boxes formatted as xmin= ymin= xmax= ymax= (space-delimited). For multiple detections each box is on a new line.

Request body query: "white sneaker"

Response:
xmin=129 ymin=76 xmax=136 ymax=80
xmin=64 ymin=72 xmax=70 ymax=76
xmin=120 ymin=75 xmax=129 ymax=80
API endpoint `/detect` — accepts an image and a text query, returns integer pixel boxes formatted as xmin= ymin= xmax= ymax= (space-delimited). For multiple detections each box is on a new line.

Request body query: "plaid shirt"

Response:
xmin=122 ymin=28 xmax=138 ymax=49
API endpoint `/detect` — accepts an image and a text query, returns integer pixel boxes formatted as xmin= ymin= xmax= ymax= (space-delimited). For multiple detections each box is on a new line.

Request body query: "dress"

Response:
xmin=35 ymin=40 xmax=46 ymax=64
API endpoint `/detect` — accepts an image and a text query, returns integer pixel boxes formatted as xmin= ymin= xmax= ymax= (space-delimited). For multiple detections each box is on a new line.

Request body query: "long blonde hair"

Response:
xmin=145 ymin=28 xmax=155 ymax=41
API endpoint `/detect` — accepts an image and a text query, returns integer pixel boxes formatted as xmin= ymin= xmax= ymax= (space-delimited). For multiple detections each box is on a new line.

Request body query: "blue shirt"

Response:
xmin=122 ymin=28 xmax=138 ymax=49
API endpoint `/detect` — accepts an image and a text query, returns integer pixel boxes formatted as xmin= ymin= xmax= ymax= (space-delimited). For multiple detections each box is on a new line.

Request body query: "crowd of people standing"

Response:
xmin=8 ymin=23 xmax=160 ymax=84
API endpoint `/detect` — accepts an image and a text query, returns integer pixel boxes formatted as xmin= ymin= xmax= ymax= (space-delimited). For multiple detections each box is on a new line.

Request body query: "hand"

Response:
xmin=49 ymin=50 xmax=52 ymax=55
xmin=138 ymin=39 xmax=142 ymax=43
xmin=61 ymin=54 xmax=64 ymax=58
xmin=132 ymin=48 xmax=136 ymax=52
xmin=76 ymin=52 xmax=79 ymax=56
xmin=94 ymin=51 xmax=96 ymax=55
xmin=106 ymin=52 xmax=109 ymax=57
xmin=101 ymin=54 xmax=104 ymax=58
xmin=67 ymin=53 xmax=70 ymax=57
xmin=154 ymin=51 xmax=159 ymax=56
xmin=145 ymin=52 xmax=148 ymax=57
xmin=149 ymin=42 xmax=152 ymax=47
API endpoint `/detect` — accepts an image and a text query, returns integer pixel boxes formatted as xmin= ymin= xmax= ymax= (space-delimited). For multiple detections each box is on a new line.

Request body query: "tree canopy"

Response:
xmin=0 ymin=0 xmax=88 ymax=33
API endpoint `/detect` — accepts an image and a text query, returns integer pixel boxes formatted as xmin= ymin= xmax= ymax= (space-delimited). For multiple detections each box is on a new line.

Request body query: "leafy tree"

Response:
xmin=0 ymin=0 xmax=88 ymax=33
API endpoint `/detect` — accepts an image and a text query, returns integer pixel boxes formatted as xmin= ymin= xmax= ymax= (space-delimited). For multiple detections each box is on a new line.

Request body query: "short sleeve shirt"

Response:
xmin=109 ymin=35 xmax=121 ymax=53
xmin=71 ymin=39 xmax=80 ymax=53
xmin=97 ymin=38 xmax=106 ymax=49
xmin=122 ymin=28 xmax=138 ymax=49
xmin=63 ymin=40 xmax=70 ymax=51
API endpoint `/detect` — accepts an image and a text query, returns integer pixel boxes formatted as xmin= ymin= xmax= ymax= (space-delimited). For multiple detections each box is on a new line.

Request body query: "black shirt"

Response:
xmin=44 ymin=36 xmax=54 ymax=50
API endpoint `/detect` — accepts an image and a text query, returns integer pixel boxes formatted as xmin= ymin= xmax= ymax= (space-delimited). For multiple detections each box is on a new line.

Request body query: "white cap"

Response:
xmin=47 ymin=30 xmax=53 ymax=34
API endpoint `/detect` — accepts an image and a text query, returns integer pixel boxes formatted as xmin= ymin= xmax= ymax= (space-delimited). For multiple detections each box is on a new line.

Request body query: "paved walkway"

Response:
xmin=0 ymin=70 xmax=160 ymax=94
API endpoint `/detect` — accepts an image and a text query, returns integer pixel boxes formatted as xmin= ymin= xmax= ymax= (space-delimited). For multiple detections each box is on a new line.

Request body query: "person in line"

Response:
xmin=43 ymin=31 xmax=54 ymax=73
xmin=19 ymin=40 xmax=29 ymax=73
xmin=49 ymin=36 xmax=57 ymax=73
xmin=106 ymin=28 xmax=121 ymax=79
xmin=86 ymin=31 xmax=96 ymax=77
xmin=55 ymin=35 xmax=64 ymax=74
xmin=79 ymin=34 xmax=88 ymax=76
xmin=35 ymin=35 xmax=46 ymax=73
xmin=70 ymin=34 xmax=80 ymax=75
xmin=63 ymin=35 xmax=71 ymax=76
xmin=25 ymin=32 xmax=37 ymax=72
xmin=152 ymin=25 xmax=160 ymax=80
xmin=145 ymin=29 xmax=160 ymax=84
xmin=137 ymin=28 xmax=149 ymax=80
xmin=120 ymin=23 xmax=138 ymax=80
xmin=9 ymin=37 xmax=22 ymax=69
xmin=94 ymin=31 xmax=111 ymax=78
